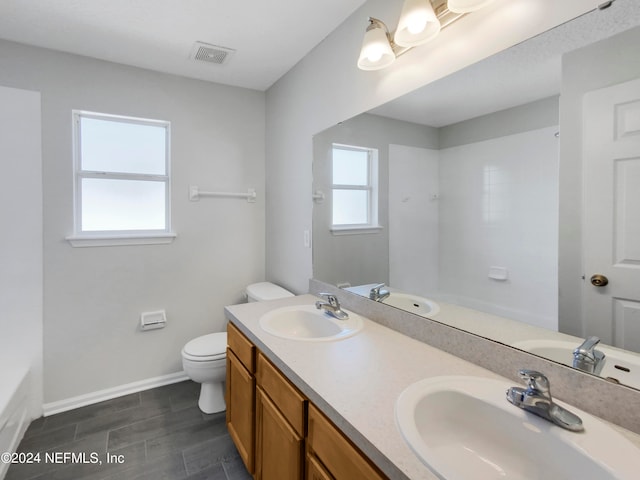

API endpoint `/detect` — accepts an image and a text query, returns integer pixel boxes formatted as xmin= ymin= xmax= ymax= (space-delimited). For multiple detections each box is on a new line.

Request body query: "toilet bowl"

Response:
xmin=182 ymin=332 xmax=227 ymax=414
xmin=182 ymin=282 xmax=294 ymax=413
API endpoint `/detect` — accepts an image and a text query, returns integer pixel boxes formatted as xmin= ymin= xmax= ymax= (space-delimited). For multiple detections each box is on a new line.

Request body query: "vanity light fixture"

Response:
xmin=357 ymin=0 xmax=496 ymax=71
xmin=357 ymin=18 xmax=396 ymax=71
xmin=447 ymin=0 xmax=496 ymax=13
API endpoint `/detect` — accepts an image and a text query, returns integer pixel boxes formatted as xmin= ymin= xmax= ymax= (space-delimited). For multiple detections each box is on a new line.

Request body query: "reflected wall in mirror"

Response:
xmin=312 ymin=2 xmax=640 ymax=390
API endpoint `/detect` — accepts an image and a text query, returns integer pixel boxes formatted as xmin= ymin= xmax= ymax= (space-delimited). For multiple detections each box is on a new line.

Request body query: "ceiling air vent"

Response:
xmin=190 ymin=42 xmax=235 ymax=65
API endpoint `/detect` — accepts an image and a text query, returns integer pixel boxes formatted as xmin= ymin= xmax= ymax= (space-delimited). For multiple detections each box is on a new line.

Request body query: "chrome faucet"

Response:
xmin=369 ymin=283 xmax=390 ymax=302
xmin=573 ymin=336 xmax=605 ymax=374
xmin=315 ymin=293 xmax=349 ymax=320
xmin=506 ymin=369 xmax=584 ymax=432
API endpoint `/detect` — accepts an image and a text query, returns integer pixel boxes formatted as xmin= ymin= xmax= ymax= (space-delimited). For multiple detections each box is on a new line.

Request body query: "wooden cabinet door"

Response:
xmin=226 ymin=350 xmax=255 ymax=473
xmin=255 ymin=387 xmax=304 ymax=480
xmin=256 ymin=352 xmax=306 ymax=436
xmin=306 ymin=454 xmax=333 ymax=480
xmin=307 ymin=404 xmax=387 ymax=480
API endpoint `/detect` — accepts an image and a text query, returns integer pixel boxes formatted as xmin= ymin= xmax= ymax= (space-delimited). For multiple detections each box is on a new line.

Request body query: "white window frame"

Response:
xmin=66 ymin=110 xmax=176 ymax=247
xmin=330 ymin=143 xmax=382 ymax=235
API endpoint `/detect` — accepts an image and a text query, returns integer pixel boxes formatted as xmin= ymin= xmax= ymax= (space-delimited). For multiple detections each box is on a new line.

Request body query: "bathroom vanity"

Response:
xmin=226 ymin=320 xmax=385 ymax=480
xmin=224 ymin=294 xmax=640 ymax=479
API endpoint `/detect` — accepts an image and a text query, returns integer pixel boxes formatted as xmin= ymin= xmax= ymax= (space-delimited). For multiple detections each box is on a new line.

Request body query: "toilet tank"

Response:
xmin=246 ymin=282 xmax=294 ymax=302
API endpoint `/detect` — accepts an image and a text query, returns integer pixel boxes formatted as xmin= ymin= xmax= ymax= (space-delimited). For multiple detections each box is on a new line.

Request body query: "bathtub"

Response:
xmin=0 ymin=367 xmax=30 ymax=480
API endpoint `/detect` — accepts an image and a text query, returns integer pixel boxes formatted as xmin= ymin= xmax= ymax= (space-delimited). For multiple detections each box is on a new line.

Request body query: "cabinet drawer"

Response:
xmin=227 ymin=322 xmax=255 ymax=373
xmin=307 ymin=404 xmax=387 ymax=480
xmin=256 ymin=353 xmax=306 ymax=437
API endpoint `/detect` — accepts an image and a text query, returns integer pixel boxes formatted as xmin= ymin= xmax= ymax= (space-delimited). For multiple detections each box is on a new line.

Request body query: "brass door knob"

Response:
xmin=590 ymin=274 xmax=609 ymax=287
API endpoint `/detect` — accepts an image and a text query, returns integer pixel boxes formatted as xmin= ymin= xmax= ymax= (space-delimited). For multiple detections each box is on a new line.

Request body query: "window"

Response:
xmin=331 ymin=144 xmax=380 ymax=233
xmin=67 ymin=111 xmax=175 ymax=247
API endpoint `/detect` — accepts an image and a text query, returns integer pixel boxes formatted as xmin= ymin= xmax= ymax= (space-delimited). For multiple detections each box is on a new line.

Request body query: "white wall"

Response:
xmin=439 ymin=126 xmax=559 ymax=329
xmin=0 ymin=85 xmax=43 ymax=418
xmin=265 ymin=0 xmax=603 ymax=294
xmin=384 ymin=120 xmax=559 ymax=331
xmin=0 ymin=40 xmax=266 ymax=406
xmin=388 ymin=145 xmax=439 ymax=295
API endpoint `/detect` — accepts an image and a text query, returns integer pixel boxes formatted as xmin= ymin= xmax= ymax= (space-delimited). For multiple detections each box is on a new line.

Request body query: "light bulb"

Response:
xmin=394 ymin=0 xmax=440 ymax=47
xmin=357 ymin=18 xmax=396 ymax=70
xmin=407 ymin=13 xmax=428 ymax=34
xmin=366 ymin=47 xmax=383 ymax=63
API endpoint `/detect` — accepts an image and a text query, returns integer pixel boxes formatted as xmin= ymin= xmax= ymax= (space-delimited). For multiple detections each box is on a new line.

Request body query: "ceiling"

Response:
xmin=0 ymin=0 xmax=365 ymax=91
xmin=369 ymin=0 xmax=640 ymax=127
xmin=2 ymin=1 xmax=638 ymax=111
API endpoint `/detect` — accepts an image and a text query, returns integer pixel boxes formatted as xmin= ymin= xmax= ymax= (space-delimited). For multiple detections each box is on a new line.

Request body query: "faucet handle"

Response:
xmin=574 ymin=336 xmax=603 ymax=361
xmin=318 ymin=293 xmax=339 ymax=307
xmin=518 ymin=370 xmax=550 ymax=395
xmin=573 ymin=336 xmax=605 ymax=373
xmin=369 ymin=283 xmax=383 ymax=297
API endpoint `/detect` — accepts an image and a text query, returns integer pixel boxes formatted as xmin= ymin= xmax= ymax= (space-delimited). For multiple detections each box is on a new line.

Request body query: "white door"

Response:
xmin=583 ymin=77 xmax=640 ymax=353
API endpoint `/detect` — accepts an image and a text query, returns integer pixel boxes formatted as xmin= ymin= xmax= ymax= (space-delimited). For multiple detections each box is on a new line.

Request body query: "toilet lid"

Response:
xmin=184 ymin=332 xmax=227 ymax=358
xmin=246 ymin=282 xmax=294 ymax=301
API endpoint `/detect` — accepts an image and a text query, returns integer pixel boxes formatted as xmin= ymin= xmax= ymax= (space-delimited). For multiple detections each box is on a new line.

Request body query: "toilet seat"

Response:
xmin=182 ymin=332 xmax=227 ymax=362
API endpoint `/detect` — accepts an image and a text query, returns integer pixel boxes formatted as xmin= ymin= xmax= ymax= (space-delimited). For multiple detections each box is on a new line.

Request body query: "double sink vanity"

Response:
xmin=224 ymin=291 xmax=640 ymax=479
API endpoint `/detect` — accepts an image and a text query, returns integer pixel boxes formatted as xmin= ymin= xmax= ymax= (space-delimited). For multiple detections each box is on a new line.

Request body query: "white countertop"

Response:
xmin=224 ymin=294 xmax=640 ymax=480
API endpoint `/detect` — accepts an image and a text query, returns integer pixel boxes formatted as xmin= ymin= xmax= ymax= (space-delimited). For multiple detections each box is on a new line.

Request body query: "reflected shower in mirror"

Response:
xmin=312 ymin=3 xmax=640 ymax=390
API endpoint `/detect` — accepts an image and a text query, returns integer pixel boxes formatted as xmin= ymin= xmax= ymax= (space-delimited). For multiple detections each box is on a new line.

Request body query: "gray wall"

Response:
xmin=439 ymin=96 xmax=559 ymax=148
xmin=558 ymin=25 xmax=640 ymax=336
xmin=312 ymin=113 xmax=437 ymax=287
xmin=0 ymin=40 xmax=266 ymax=405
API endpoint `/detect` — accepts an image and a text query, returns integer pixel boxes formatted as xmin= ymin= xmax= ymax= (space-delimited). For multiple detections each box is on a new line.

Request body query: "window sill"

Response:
xmin=66 ymin=232 xmax=177 ymax=247
xmin=330 ymin=225 xmax=384 ymax=236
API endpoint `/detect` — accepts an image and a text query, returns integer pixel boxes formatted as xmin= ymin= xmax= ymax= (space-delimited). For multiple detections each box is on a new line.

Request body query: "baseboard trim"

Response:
xmin=43 ymin=371 xmax=190 ymax=417
xmin=0 ymin=368 xmax=30 ymax=480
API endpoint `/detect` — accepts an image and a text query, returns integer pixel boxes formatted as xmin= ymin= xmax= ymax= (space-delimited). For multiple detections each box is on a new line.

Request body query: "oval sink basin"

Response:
xmin=259 ymin=304 xmax=363 ymax=341
xmin=513 ymin=339 xmax=640 ymax=390
xmin=396 ymin=376 xmax=640 ymax=480
xmin=382 ymin=293 xmax=440 ymax=317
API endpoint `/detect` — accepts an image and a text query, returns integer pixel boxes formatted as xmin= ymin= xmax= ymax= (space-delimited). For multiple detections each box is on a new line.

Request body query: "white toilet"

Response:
xmin=181 ymin=282 xmax=294 ymax=414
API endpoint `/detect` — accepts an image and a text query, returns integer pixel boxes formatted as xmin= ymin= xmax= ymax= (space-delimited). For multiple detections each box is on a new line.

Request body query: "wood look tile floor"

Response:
xmin=6 ymin=381 xmax=251 ymax=480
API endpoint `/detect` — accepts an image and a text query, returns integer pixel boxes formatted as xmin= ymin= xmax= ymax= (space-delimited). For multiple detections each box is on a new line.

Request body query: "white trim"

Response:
xmin=0 ymin=367 xmax=31 ymax=479
xmin=331 ymin=144 xmax=379 ymax=229
xmin=71 ymin=110 xmax=172 ymax=237
xmin=42 ymin=371 xmax=189 ymax=416
xmin=330 ymin=225 xmax=384 ymax=235
xmin=0 ymin=407 xmax=29 ymax=479
xmin=66 ymin=232 xmax=177 ymax=247
xmin=76 ymin=110 xmax=170 ymax=128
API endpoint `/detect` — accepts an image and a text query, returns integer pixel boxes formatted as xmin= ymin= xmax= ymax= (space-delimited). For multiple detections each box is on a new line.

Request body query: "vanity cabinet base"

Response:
xmin=226 ymin=322 xmax=388 ymax=480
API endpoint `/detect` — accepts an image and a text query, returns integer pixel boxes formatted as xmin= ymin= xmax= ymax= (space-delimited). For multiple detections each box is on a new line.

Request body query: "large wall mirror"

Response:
xmin=312 ymin=1 xmax=640 ymax=391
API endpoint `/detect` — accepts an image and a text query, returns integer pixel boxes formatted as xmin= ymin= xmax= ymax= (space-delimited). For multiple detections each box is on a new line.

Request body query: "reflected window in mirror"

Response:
xmin=331 ymin=144 xmax=380 ymax=233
